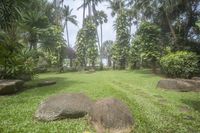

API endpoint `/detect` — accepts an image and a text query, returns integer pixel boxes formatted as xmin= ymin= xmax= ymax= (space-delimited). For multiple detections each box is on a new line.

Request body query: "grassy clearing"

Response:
xmin=0 ymin=70 xmax=200 ymax=133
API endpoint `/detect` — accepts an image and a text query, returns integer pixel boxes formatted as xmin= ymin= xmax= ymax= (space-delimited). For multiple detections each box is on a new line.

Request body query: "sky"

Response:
xmin=62 ymin=0 xmax=116 ymax=47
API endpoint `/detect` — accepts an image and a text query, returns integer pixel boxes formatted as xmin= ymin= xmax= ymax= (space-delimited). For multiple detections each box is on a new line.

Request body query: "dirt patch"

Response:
xmin=178 ymin=105 xmax=191 ymax=113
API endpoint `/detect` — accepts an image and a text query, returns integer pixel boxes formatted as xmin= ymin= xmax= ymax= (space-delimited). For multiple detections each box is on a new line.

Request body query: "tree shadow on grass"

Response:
xmin=17 ymin=77 xmax=84 ymax=95
xmin=181 ymin=99 xmax=200 ymax=113
xmin=127 ymin=69 xmax=166 ymax=78
xmin=133 ymin=69 xmax=153 ymax=74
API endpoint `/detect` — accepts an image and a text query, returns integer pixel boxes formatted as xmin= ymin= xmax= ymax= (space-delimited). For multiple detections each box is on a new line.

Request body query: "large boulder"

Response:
xmin=90 ymin=98 xmax=134 ymax=133
xmin=0 ymin=80 xmax=24 ymax=95
xmin=35 ymin=93 xmax=93 ymax=121
xmin=192 ymin=77 xmax=200 ymax=80
xmin=157 ymin=79 xmax=200 ymax=92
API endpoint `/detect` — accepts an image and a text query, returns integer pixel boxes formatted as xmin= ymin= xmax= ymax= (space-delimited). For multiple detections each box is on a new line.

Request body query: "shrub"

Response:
xmin=160 ymin=51 xmax=199 ymax=78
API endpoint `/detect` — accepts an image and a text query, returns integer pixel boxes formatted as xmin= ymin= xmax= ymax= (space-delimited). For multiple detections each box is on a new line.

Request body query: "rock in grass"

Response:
xmin=35 ymin=93 xmax=93 ymax=121
xmin=0 ymin=80 xmax=24 ymax=95
xmin=157 ymin=79 xmax=200 ymax=92
xmin=90 ymin=98 xmax=134 ymax=133
xmin=37 ymin=80 xmax=56 ymax=87
xmin=192 ymin=77 xmax=200 ymax=80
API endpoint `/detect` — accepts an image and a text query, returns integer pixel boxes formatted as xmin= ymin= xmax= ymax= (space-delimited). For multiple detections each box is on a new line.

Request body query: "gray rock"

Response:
xmin=37 ymin=81 xmax=56 ymax=87
xmin=0 ymin=80 xmax=24 ymax=95
xmin=35 ymin=93 xmax=93 ymax=121
xmin=18 ymin=74 xmax=32 ymax=81
xmin=90 ymin=98 xmax=134 ymax=133
xmin=192 ymin=77 xmax=200 ymax=80
xmin=157 ymin=79 xmax=200 ymax=92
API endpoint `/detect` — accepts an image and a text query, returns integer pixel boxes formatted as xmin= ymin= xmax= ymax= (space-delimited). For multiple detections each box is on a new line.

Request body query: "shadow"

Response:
xmin=133 ymin=69 xmax=153 ymax=74
xmin=181 ymin=99 xmax=200 ymax=113
xmin=15 ymin=77 xmax=84 ymax=95
xmin=126 ymin=69 xmax=166 ymax=78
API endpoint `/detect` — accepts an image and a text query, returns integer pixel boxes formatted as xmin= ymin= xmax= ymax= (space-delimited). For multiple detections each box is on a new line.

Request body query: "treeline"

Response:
xmin=75 ymin=0 xmax=200 ymax=78
xmin=1 ymin=0 xmax=200 ymax=79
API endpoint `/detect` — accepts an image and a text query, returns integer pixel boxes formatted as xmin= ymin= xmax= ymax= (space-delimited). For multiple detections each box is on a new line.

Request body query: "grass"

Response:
xmin=0 ymin=70 xmax=200 ymax=133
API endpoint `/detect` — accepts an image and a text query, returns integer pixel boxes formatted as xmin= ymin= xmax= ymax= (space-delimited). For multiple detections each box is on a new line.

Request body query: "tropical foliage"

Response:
xmin=1 ymin=0 xmax=200 ymax=78
xmin=160 ymin=51 xmax=199 ymax=78
xmin=113 ymin=9 xmax=130 ymax=69
xmin=76 ymin=19 xmax=98 ymax=69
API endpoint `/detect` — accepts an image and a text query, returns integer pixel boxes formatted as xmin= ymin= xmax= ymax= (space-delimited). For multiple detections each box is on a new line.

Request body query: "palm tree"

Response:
xmin=94 ymin=10 xmax=108 ymax=69
xmin=78 ymin=0 xmax=106 ymax=26
xmin=94 ymin=11 xmax=107 ymax=48
xmin=131 ymin=0 xmax=183 ymax=45
xmin=77 ymin=0 xmax=87 ymax=27
xmin=107 ymin=0 xmax=124 ymax=17
xmin=21 ymin=10 xmax=49 ymax=51
xmin=102 ymin=40 xmax=113 ymax=67
xmin=63 ymin=5 xmax=78 ymax=47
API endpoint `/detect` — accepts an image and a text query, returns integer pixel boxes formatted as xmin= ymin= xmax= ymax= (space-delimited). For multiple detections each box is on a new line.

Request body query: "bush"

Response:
xmin=160 ymin=51 xmax=199 ymax=78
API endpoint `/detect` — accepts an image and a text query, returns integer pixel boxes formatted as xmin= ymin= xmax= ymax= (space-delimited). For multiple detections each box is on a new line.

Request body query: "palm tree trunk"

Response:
xmin=100 ymin=24 xmax=103 ymax=49
xmin=83 ymin=0 xmax=86 ymax=27
xmin=100 ymin=24 xmax=103 ymax=69
xmin=96 ymin=28 xmax=102 ymax=69
xmin=88 ymin=2 xmax=92 ymax=17
xmin=70 ymin=58 xmax=73 ymax=68
xmin=165 ymin=11 xmax=177 ymax=45
xmin=108 ymin=56 xmax=112 ymax=67
xmin=66 ymin=21 xmax=70 ymax=47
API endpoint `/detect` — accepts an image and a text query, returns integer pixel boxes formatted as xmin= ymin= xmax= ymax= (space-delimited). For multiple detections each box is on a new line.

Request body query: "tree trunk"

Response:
xmin=66 ymin=21 xmax=70 ymax=47
xmin=96 ymin=27 xmax=103 ymax=70
xmin=108 ymin=56 xmax=112 ymax=67
xmin=113 ymin=61 xmax=115 ymax=70
xmin=100 ymin=24 xmax=103 ymax=69
xmin=88 ymin=2 xmax=92 ymax=17
xmin=100 ymin=24 xmax=103 ymax=50
xmin=69 ymin=58 xmax=73 ymax=68
xmin=82 ymin=0 xmax=86 ymax=27
xmin=165 ymin=11 xmax=177 ymax=45
xmin=29 ymin=33 xmax=37 ymax=51
xmin=152 ymin=58 xmax=157 ymax=73
xmin=59 ymin=50 xmax=64 ymax=73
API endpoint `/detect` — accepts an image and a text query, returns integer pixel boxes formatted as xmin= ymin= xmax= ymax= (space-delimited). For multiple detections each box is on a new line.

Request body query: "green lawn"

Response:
xmin=0 ymin=70 xmax=200 ymax=133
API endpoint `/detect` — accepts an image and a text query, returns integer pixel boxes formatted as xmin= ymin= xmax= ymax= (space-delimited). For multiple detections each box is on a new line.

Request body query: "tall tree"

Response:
xmin=107 ymin=0 xmax=124 ymax=17
xmin=114 ymin=9 xmax=130 ymax=69
xmin=130 ymin=0 xmax=200 ymax=52
xmin=102 ymin=40 xmax=114 ymax=67
xmin=76 ymin=18 xmax=98 ymax=69
xmin=21 ymin=9 xmax=49 ymax=51
xmin=108 ymin=0 xmax=130 ymax=69
xmin=93 ymin=10 xmax=108 ymax=69
xmin=63 ymin=5 xmax=78 ymax=47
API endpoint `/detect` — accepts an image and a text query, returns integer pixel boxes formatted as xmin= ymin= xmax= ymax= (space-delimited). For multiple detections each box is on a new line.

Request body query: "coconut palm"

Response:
xmin=102 ymin=40 xmax=113 ymax=67
xmin=63 ymin=5 xmax=78 ymax=47
xmin=78 ymin=0 xmax=106 ymax=26
xmin=94 ymin=11 xmax=107 ymax=48
xmin=107 ymin=0 xmax=124 ymax=17
xmin=93 ymin=10 xmax=107 ymax=69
